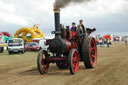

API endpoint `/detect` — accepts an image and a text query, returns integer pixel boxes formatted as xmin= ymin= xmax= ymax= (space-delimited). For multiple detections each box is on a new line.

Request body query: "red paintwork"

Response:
xmin=65 ymin=39 xmax=72 ymax=51
xmin=67 ymin=30 xmax=77 ymax=40
xmin=44 ymin=30 xmax=78 ymax=62
xmin=64 ymin=39 xmax=77 ymax=51
xmin=90 ymin=38 xmax=97 ymax=67
xmin=64 ymin=30 xmax=77 ymax=51
xmin=72 ymin=50 xmax=79 ymax=72
xmin=41 ymin=54 xmax=49 ymax=73
xmin=71 ymin=31 xmax=77 ymax=39
xmin=46 ymin=57 xmax=68 ymax=61
xmin=71 ymin=41 xmax=77 ymax=49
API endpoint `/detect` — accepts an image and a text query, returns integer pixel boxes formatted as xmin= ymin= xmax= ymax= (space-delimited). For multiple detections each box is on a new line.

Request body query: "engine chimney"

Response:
xmin=54 ymin=9 xmax=61 ymax=37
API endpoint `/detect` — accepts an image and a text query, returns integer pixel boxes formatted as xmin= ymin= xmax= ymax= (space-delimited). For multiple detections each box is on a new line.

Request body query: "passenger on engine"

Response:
xmin=77 ymin=20 xmax=96 ymax=37
xmin=77 ymin=20 xmax=86 ymax=36
xmin=71 ymin=22 xmax=77 ymax=31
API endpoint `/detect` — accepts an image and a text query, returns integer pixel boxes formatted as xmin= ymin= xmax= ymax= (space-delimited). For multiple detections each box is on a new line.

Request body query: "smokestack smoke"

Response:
xmin=54 ymin=0 xmax=91 ymax=9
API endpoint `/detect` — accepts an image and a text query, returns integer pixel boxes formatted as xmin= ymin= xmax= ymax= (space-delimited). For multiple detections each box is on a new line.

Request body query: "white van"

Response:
xmin=8 ymin=38 xmax=25 ymax=54
xmin=32 ymin=37 xmax=54 ymax=51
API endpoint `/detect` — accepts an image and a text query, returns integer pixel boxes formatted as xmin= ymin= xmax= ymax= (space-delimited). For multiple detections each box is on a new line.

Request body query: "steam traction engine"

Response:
xmin=37 ymin=9 xmax=97 ymax=74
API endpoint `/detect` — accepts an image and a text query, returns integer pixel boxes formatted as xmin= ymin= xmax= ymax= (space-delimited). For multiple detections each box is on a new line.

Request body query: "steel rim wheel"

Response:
xmin=90 ymin=38 xmax=97 ymax=67
xmin=68 ymin=49 xmax=79 ymax=74
xmin=37 ymin=50 xmax=49 ymax=74
xmin=82 ymin=37 xmax=97 ymax=68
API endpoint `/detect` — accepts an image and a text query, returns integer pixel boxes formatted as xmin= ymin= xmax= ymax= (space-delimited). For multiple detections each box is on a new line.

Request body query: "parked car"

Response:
xmin=8 ymin=38 xmax=25 ymax=54
xmin=25 ymin=42 xmax=40 ymax=51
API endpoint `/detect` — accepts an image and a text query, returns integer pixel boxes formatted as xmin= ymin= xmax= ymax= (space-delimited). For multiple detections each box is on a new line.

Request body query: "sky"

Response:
xmin=0 ymin=0 xmax=128 ymax=35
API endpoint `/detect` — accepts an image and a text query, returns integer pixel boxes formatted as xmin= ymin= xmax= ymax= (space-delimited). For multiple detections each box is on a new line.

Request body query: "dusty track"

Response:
xmin=0 ymin=42 xmax=128 ymax=85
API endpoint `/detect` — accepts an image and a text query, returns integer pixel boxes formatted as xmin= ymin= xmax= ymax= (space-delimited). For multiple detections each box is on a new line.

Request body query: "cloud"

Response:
xmin=0 ymin=0 xmax=128 ymax=34
xmin=61 ymin=0 xmax=128 ymax=17
xmin=1 ymin=0 xmax=128 ymax=25
xmin=26 ymin=0 xmax=54 ymax=14
xmin=0 ymin=0 xmax=15 ymax=13
xmin=0 ymin=0 xmax=30 ymax=26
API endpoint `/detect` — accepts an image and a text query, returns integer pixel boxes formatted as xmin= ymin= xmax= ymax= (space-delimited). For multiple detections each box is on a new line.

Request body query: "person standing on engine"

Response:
xmin=77 ymin=20 xmax=86 ymax=35
xmin=71 ymin=22 xmax=77 ymax=31
xmin=77 ymin=20 xmax=86 ymax=48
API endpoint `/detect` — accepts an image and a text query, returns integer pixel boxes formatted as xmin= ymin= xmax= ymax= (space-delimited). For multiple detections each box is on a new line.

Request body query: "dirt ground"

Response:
xmin=0 ymin=42 xmax=128 ymax=85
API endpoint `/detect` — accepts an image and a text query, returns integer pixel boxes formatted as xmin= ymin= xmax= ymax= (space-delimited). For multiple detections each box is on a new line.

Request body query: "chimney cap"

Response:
xmin=54 ymin=9 xmax=60 ymax=13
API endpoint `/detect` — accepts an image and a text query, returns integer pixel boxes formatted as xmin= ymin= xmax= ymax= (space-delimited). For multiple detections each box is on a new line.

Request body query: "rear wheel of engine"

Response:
xmin=37 ymin=50 xmax=49 ymax=74
xmin=68 ymin=49 xmax=79 ymax=74
xmin=82 ymin=37 xmax=97 ymax=68
xmin=56 ymin=62 xmax=68 ymax=69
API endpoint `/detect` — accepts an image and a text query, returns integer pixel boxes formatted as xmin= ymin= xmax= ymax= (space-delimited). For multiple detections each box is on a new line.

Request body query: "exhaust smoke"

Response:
xmin=54 ymin=0 xmax=91 ymax=9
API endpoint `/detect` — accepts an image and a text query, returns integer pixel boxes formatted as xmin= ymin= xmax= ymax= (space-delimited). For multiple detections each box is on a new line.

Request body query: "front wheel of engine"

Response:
xmin=68 ymin=49 xmax=79 ymax=74
xmin=37 ymin=50 xmax=49 ymax=74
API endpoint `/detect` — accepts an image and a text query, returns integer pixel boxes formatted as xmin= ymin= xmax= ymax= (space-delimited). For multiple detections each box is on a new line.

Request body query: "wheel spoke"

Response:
xmin=37 ymin=50 xmax=49 ymax=74
xmin=74 ymin=52 xmax=79 ymax=72
xmin=73 ymin=57 xmax=75 ymax=62
xmin=73 ymin=56 xmax=76 ymax=67
xmin=82 ymin=38 xmax=97 ymax=68
xmin=92 ymin=55 xmax=96 ymax=58
xmin=69 ymin=49 xmax=79 ymax=74
xmin=41 ymin=59 xmax=44 ymax=65
xmin=90 ymin=47 xmax=96 ymax=51
xmin=92 ymin=47 xmax=96 ymax=50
